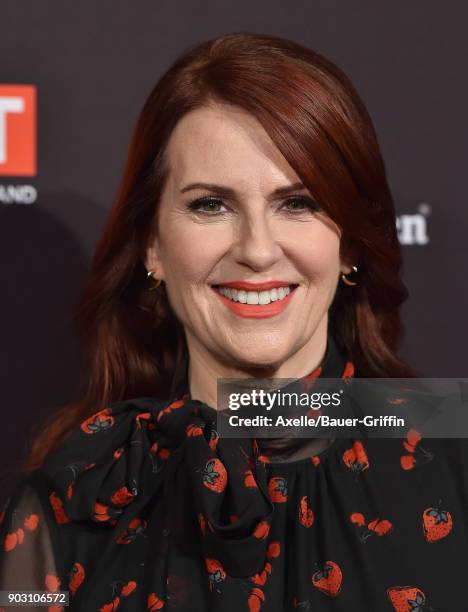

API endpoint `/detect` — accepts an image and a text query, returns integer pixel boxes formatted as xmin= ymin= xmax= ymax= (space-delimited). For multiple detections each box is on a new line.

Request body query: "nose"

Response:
xmin=231 ymin=209 xmax=283 ymax=271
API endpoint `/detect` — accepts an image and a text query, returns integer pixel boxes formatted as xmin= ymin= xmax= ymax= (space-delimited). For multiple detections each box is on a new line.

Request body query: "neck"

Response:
xmin=185 ymin=320 xmax=329 ymax=411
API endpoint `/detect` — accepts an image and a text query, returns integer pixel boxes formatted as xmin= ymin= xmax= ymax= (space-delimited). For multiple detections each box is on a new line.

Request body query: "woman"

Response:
xmin=1 ymin=32 xmax=467 ymax=611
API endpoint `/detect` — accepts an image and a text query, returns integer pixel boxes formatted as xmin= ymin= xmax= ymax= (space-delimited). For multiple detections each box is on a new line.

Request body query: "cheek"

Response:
xmin=295 ymin=228 xmax=341 ymax=282
xmin=161 ymin=222 xmax=227 ymax=282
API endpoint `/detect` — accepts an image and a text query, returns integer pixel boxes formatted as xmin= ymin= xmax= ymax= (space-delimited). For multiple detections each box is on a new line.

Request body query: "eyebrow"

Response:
xmin=180 ymin=181 xmax=308 ymax=198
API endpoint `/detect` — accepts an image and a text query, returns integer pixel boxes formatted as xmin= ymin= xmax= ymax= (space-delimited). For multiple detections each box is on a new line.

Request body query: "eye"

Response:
xmin=281 ymin=196 xmax=320 ymax=214
xmin=187 ymin=197 xmax=227 ymax=215
xmin=186 ymin=195 xmax=321 ymax=216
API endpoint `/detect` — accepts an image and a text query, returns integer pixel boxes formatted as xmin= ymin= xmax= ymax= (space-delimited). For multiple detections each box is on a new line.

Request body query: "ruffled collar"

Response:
xmin=42 ymin=334 xmax=354 ymax=578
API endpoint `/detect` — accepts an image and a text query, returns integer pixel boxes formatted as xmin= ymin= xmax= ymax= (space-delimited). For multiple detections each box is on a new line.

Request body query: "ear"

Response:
xmin=339 ymin=244 xmax=358 ymax=276
xmin=144 ymin=238 xmax=166 ymax=281
xmin=340 ymin=262 xmax=354 ymax=275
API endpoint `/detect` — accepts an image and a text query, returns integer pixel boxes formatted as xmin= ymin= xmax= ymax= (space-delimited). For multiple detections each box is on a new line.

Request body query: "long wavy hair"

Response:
xmin=25 ymin=32 xmax=418 ymax=471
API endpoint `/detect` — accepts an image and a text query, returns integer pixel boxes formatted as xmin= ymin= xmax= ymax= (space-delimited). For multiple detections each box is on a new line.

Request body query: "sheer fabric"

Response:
xmin=0 ymin=479 xmax=60 ymax=612
xmin=1 ymin=337 xmax=468 ymax=611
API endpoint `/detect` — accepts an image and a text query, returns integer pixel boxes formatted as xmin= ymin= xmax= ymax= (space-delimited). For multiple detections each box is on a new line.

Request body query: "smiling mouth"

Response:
xmin=211 ymin=284 xmax=299 ymax=305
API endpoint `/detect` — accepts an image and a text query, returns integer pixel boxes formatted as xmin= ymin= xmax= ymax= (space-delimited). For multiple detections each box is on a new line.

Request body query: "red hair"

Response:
xmin=25 ymin=32 xmax=417 ymax=471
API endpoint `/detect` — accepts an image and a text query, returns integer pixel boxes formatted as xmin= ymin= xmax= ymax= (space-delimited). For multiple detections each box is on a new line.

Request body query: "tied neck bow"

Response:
xmin=42 ymin=395 xmax=278 ymax=577
xmin=41 ymin=335 xmax=353 ymax=578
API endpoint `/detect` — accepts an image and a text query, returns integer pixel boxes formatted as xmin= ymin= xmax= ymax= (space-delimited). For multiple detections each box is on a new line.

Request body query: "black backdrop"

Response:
xmin=1 ymin=0 xmax=467 ymax=504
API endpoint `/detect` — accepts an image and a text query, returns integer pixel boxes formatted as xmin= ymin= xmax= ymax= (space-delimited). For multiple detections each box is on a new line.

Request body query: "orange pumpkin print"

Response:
xmin=157 ymin=398 xmax=185 ymax=422
xmin=116 ymin=517 xmax=147 ymax=544
xmin=422 ymin=505 xmax=453 ymax=542
xmin=9 ymin=348 xmax=467 ymax=609
xmin=244 ymin=469 xmax=258 ymax=489
xmin=311 ymin=561 xmax=342 ymax=596
xmin=147 ymin=592 xmax=165 ymax=610
xmin=186 ymin=424 xmax=203 ymax=437
xmin=253 ymin=520 xmax=270 ymax=539
xmin=3 ymin=530 xmax=21 ymax=552
xmin=299 ymin=495 xmax=314 ymax=528
xmin=403 ymin=428 xmax=422 ymax=453
xmin=202 ymin=458 xmax=228 ymax=493
xmin=387 ymin=586 xmax=428 ymax=611
xmin=342 ymin=441 xmax=369 ymax=474
xmin=400 ymin=455 xmax=416 ymax=471
xmin=350 ymin=512 xmax=366 ymax=527
xmin=94 ymin=501 xmax=122 ymax=523
xmin=16 ymin=527 xmax=24 ymax=544
xmin=251 ymin=561 xmax=272 ymax=586
xmin=49 ymin=491 xmax=71 ymax=524
xmin=368 ymin=518 xmax=393 ymax=536
xmin=341 ymin=361 xmax=354 ymax=380
xmin=100 ymin=579 xmax=137 ymax=611
xmin=23 ymin=513 xmax=40 ymax=531
xmin=100 ymin=595 xmax=120 ymax=611
xmin=80 ymin=408 xmax=114 ymax=434
xmin=248 ymin=586 xmax=265 ymax=611
xmin=135 ymin=412 xmax=152 ymax=428
xmin=400 ymin=428 xmax=434 ymax=471
xmin=121 ymin=581 xmax=137 ymax=596
xmin=209 ymin=428 xmax=219 ymax=451
xmin=351 ymin=512 xmax=392 ymax=542
xmin=205 ymin=558 xmax=226 ymax=592
xmin=154 ymin=447 xmax=170 ymax=460
xmin=268 ymin=476 xmax=287 ymax=502
xmin=110 ymin=486 xmax=137 ymax=507
xmin=45 ymin=572 xmax=61 ymax=592
xmin=267 ymin=541 xmax=281 ymax=559
xmin=68 ymin=562 xmax=85 ymax=596
xmin=256 ymin=453 xmax=271 ymax=465
xmin=113 ymin=447 xmax=124 ymax=460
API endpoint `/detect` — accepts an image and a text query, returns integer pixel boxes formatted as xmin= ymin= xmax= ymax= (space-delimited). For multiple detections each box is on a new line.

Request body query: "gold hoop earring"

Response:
xmin=341 ymin=265 xmax=358 ymax=286
xmin=147 ymin=270 xmax=162 ymax=291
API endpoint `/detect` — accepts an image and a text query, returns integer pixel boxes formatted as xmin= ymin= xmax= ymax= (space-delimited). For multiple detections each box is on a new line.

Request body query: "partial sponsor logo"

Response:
xmin=0 ymin=84 xmax=37 ymax=205
xmin=0 ymin=84 xmax=36 ymax=176
xmin=396 ymin=203 xmax=430 ymax=245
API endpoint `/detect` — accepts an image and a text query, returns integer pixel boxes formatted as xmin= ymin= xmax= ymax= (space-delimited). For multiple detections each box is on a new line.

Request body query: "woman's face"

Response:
xmin=145 ymin=103 xmax=352 ymax=371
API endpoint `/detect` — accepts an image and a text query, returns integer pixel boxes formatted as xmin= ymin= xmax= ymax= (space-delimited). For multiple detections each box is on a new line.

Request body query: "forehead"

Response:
xmin=164 ymin=103 xmax=300 ymax=187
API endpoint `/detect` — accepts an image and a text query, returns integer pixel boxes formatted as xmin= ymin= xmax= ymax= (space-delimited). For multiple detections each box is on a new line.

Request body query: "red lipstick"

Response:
xmin=211 ymin=282 xmax=299 ymax=319
xmin=213 ymin=280 xmax=294 ymax=291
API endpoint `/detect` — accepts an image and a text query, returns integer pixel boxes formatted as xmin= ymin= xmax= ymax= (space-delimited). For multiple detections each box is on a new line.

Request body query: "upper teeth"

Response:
xmin=216 ymin=285 xmax=294 ymax=305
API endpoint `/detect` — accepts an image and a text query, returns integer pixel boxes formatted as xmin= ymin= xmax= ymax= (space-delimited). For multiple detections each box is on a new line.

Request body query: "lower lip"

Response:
xmin=211 ymin=285 xmax=298 ymax=319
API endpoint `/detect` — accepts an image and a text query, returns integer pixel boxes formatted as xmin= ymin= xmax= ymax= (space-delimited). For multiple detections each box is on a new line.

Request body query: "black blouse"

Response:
xmin=1 ymin=337 xmax=468 ymax=611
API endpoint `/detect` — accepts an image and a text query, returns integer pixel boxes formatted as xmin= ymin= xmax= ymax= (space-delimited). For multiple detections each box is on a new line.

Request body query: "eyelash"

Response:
xmin=187 ymin=195 xmax=321 ymax=216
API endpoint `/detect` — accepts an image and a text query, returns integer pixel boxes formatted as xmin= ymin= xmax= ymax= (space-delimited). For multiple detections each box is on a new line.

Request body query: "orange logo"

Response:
xmin=0 ymin=85 xmax=36 ymax=176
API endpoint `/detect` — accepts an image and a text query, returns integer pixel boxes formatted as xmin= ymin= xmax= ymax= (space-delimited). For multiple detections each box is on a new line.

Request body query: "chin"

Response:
xmin=227 ymin=346 xmax=289 ymax=372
